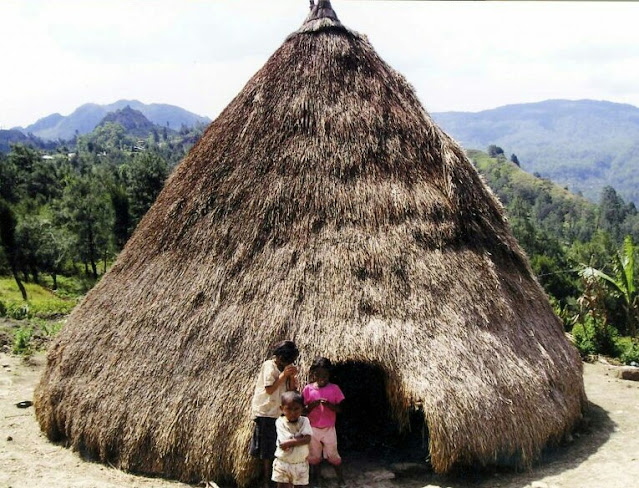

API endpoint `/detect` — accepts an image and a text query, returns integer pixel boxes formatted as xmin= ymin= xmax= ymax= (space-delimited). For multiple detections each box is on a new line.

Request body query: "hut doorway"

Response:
xmin=330 ymin=361 xmax=429 ymax=463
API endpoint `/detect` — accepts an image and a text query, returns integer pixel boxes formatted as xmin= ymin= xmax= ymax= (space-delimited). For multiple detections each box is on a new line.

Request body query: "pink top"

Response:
xmin=302 ymin=382 xmax=345 ymax=429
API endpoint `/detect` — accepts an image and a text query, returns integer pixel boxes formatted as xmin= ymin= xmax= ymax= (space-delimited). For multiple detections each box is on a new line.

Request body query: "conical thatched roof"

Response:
xmin=35 ymin=2 xmax=586 ymax=486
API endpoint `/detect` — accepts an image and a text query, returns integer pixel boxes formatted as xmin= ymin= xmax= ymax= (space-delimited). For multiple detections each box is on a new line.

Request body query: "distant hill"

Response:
xmin=0 ymin=129 xmax=53 ymax=153
xmin=23 ymin=113 xmax=65 ymax=135
xmin=0 ymin=129 xmax=29 ymax=153
xmin=432 ymin=99 xmax=639 ymax=205
xmin=15 ymin=100 xmax=211 ymax=141
xmin=97 ymin=106 xmax=159 ymax=138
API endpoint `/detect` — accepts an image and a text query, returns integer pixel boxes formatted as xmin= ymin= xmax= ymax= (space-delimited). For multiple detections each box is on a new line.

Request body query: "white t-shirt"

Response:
xmin=274 ymin=415 xmax=313 ymax=464
xmin=251 ymin=359 xmax=286 ymax=418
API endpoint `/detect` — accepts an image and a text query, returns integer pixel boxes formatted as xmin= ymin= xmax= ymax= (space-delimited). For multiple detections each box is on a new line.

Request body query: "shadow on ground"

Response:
xmin=336 ymin=401 xmax=615 ymax=488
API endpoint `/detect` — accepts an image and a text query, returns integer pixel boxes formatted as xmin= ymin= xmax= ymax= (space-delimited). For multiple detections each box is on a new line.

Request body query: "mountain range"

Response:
xmin=6 ymin=98 xmax=639 ymax=206
xmin=432 ymin=99 xmax=639 ymax=205
xmin=13 ymin=100 xmax=211 ymax=141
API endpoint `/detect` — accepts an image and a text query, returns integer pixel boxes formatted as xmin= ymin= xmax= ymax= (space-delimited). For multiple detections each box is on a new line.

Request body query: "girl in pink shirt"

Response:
xmin=302 ymin=357 xmax=345 ymax=487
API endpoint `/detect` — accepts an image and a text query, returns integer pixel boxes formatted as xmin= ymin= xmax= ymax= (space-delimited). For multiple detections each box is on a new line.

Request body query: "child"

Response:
xmin=251 ymin=340 xmax=300 ymax=487
xmin=272 ymin=391 xmax=313 ymax=488
xmin=302 ymin=357 xmax=345 ymax=487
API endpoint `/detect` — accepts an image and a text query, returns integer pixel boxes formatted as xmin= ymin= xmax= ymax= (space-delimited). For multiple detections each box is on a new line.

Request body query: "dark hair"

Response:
xmin=281 ymin=390 xmax=304 ymax=407
xmin=272 ymin=340 xmax=299 ymax=364
xmin=309 ymin=357 xmax=332 ymax=373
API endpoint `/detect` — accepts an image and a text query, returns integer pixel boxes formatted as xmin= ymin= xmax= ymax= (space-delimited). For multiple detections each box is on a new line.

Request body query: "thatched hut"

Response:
xmin=35 ymin=1 xmax=586 ymax=485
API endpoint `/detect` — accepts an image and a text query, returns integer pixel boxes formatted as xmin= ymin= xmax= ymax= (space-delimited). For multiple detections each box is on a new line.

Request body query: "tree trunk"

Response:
xmin=87 ymin=224 xmax=98 ymax=279
xmin=31 ymin=265 xmax=39 ymax=284
xmin=51 ymin=273 xmax=58 ymax=291
xmin=11 ymin=265 xmax=27 ymax=301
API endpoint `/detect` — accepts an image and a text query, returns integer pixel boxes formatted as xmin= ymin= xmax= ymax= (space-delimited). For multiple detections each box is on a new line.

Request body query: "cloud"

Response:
xmin=2 ymin=0 xmax=639 ymax=128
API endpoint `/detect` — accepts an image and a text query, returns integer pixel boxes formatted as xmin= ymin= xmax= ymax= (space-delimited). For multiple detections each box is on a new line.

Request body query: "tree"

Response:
xmin=0 ymin=199 xmax=27 ymax=300
xmin=598 ymin=186 xmax=627 ymax=241
xmin=510 ymin=153 xmax=520 ymax=166
xmin=580 ymin=235 xmax=638 ymax=337
xmin=16 ymin=211 xmax=71 ymax=289
xmin=110 ymin=184 xmax=131 ymax=249
xmin=509 ymin=196 xmax=536 ymax=255
xmin=15 ymin=214 xmax=41 ymax=282
xmin=124 ymin=151 xmax=169 ymax=225
xmin=0 ymin=152 xmax=20 ymax=202
xmin=487 ymin=145 xmax=505 ymax=158
xmin=60 ymin=173 xmax=113 ymax=279
xmin=25 ymin=157 xmax=64 ymax=202
xmin=7 ymin=143 xmax=39 ymax=200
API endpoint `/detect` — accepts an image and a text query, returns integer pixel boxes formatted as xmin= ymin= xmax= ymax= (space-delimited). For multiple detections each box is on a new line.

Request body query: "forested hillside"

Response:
xmin=0 ymin=117 xmax=204 ymax=288
xmin=469 ymin=149 xmax=639 ymax=361
xmin=433 ymin=99 xmax=639 ymax=205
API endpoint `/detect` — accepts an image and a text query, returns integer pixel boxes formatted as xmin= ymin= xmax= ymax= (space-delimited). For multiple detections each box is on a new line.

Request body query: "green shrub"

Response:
xmin=33 ymin=318 xmax=64 ymax=337
xmin=12 ymin=326 xmax=34 ymax=355
xmin=572 ymin=315 xmax=620 ymax=357
xmin=6 ymin=301 xmax=29 ymax=320
xmin=616 ymin=337 xmax=639 ymax=365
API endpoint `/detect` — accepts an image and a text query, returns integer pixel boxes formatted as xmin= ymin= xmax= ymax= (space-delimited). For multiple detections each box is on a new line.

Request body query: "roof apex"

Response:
xmin=305 ymin=0 xmax=339 ymax=23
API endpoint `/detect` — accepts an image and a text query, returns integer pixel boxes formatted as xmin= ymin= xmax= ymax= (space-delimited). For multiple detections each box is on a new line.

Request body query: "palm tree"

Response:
xmin=580 ymin=236 xmax=638 ymax=337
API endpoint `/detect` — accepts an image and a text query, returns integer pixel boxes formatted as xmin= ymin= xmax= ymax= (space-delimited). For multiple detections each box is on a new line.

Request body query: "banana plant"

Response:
xmin=580 ymin=236 xmax=637 ymax=337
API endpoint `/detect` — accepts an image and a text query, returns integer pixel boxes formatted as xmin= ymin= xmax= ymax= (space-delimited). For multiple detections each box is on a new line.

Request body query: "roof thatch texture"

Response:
xmin=35 ymin=2 xmax=586 ymax=486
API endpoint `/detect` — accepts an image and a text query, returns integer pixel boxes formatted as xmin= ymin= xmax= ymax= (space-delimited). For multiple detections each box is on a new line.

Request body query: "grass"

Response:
xmin=0 ymin=274 xmax=90 ymax=355
xmin=0 ymin=277 xmax=81 ymax=319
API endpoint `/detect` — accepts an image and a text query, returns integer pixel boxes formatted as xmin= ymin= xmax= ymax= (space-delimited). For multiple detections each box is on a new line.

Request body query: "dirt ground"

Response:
xmin=1 ymin=352 xmax=638 ymax=488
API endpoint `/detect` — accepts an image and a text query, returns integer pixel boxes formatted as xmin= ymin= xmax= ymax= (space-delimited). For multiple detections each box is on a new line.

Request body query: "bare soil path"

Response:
xmin=1 ymin=353 xmax=638 ymax=488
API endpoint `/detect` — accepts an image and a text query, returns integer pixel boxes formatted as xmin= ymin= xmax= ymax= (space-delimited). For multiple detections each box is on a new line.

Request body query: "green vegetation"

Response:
xmin=471 ymin=149 xmax=639 ymax=363
xmin=12 ymin=325 xmax=34 ymax=354
xmin=0 ymin=278 xmax=77 ymax=319
xmin=1 ymin=114 xmax=204 ymax=354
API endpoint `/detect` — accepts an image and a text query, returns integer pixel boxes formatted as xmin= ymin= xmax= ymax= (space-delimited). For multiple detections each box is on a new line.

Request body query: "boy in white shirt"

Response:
xmin=272 ymin=391 xmax=313 ymax=487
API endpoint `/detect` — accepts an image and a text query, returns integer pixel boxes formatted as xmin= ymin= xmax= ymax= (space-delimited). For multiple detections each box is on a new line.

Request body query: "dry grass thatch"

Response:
xmin=35 ymin=2 xmax=586 ymax=486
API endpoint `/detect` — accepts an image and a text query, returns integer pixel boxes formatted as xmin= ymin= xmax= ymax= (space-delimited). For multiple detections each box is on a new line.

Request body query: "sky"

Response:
xmin=2 ymin=0 xmax=639 ymax=129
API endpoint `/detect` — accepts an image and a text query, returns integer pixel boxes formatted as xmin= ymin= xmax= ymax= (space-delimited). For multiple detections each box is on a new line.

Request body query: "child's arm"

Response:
xmin=288 ymin=372 xmax=299 ymax=392
xmin=321 ymin=399 xmax=342 ymax=413
xmin=279 ymin=434 xmax=311 ymax=450
xmin=305 ymin=399 xmax=322 ymax=412
xmin=264 ymin=364 xmax=297 ymax=395
xmin=323 ymin=386 xmax=345 ymax=413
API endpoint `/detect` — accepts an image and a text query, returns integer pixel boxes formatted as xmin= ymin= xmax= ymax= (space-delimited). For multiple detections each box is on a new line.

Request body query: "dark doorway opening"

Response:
xmin=331 ymin=361 xmax=429 ymax=463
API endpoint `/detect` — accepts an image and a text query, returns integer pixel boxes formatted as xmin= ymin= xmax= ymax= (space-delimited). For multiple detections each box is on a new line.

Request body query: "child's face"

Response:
xmin=313 ymin=367 xmax=330 ymax=387
xmin=281 ymin=400 xmax=304 ymax=422
xmin=274 ymin=355 xmax=294 ymax=370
